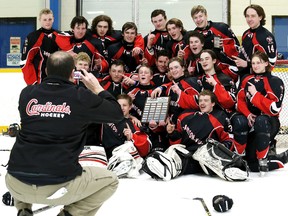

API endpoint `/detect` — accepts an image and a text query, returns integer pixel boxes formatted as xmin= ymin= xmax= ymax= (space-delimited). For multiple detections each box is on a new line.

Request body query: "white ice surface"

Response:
xmin=1 ymin=136 xmax=288 ymax=216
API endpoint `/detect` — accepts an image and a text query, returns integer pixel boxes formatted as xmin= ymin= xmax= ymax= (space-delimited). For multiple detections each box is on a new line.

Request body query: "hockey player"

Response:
xmin=144 ymin=9 xmax=170 ymax=66
xmin=89 ymin=14 xmax=144 ymax=60
xmin=190 ymin=5 xmax=239 ymax=76
xmin=103 ymin=94 xmax=151 ymax=178
xmin=165 ymin=18 xmax=187 ymax=58
xmin=107 ymin=22 xmax=145 ymax=73
xmin=233 ymin=4 xmax=277 ymax=76
xmin=143 ymin=90 xmax=248 ymax=181
xmin=100 ymin=59 xmax=136 ymax=98
xmin=56 ymin=16 xmax=109 ymax=75
xmin=151 ymin=57 xmax=201 ymax=124
xmin=20 ymin=9 xmax=60 ymax=85
xmin=126 ymin=64 xmax=170 ymax=152
xmin=102 ymin=94 xmax=151 ymax=158
xmin=182 ymin=31 xmax=238 ymax=81
xmin=198 ymin=49 xmax=236 ymax=114
xmin=151 ymin=50 xmax=171 ymax=87
xmin=231 ymin=51 xmax=285 ymax=176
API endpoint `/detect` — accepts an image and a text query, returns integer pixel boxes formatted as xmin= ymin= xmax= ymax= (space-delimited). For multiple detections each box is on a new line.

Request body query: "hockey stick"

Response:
xmin=193 ymin=197 xmax=212 ymax=216
xmin=33 ymin=205 xmax=57 ymax=214
xmin=0 ymin=149 xmax=11 ymax=151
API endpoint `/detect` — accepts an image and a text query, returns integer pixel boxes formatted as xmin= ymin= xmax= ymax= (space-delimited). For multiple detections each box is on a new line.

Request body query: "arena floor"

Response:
xmin=1 ymin=135 xmax=288 ymax=216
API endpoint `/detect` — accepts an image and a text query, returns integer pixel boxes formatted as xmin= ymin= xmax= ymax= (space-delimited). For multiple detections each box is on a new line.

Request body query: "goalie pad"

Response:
xmin=142 ymin=144 xmax=189 ymax=181
xmin=79 ymin=146 xmax=108 ymax=168
xmin=192 ymin=138 xmax=249 ymax=181
xmin=107 ymin=141 xmax=143 ymax=178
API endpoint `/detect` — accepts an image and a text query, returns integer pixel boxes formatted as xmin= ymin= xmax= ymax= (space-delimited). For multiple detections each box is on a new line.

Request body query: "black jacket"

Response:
xmin=7 ymin=76 xmax=123 ymax=184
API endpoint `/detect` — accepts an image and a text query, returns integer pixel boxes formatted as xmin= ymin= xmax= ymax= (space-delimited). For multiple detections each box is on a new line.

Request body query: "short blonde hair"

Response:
xmin=75 ymin=52 xmax=91 ymax=64
xmin=39 ymin=8 xmax=53 ymax=18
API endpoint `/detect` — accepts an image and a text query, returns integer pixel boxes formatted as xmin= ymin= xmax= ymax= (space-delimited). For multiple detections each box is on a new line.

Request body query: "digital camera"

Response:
xmin=73 ymin=70 xmax=83 ymax=80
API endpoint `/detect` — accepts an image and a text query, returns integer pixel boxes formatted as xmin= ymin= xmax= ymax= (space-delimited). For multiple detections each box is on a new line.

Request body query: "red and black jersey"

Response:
xmin=240 ymin=25 xmax=277 ymax=69
xmin=198 ymin=73 xmax=236 ymax=112
xmin=107 ymin=39 xmax=144 ymax=73
xmin=100 ymin=79 xmax=129 ymax=98
xmin=144 ymin=29 xmax=170 ymax=65
xmin=151 ymin=66 xmax=170 ymax=87
xmin=168 ymin=109 xmax=233 ymax=151
xmin=55 ymin=31 xmax=109 ymax=74
xmin=236 ymin=72 xmax=285 ymax=117
xmin=160 ymin=76 xmax=201 ymax=123
xmin=20 ymin=28 xmax=60 ymax=85
xmin=152 ymin=73 xmax=170 ymax=87
xmin=101 ymin=118 xmax=151 ymax=158
xmin=183 ymin=44 xmax=238 ymax=82
xmin=88 ymin=29 xmax=144 ymax=60
xmin=166 ymin=36 xmax=187 ymax=58
xmin=144 ymin=29 xmax=170 ymax=52
xmin=183 ymin=48 xmax=204 ymax=77
xmin=127 ymin=84 xmax=155 ymax=120
xmin=193 ymin=21 xmax=239 ymax=68
xmin=194 ymin=21 xmax=240 ymax=60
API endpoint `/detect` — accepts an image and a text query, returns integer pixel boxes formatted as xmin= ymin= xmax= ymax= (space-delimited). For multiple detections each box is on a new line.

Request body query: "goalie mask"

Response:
xmin=192 ymin=138 xmax=249 ymax=181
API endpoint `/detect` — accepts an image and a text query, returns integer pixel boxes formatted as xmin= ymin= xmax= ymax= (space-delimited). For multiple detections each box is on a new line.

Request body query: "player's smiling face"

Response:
xmin=192 ymin=11 xmax=208 ymax=29
xmin=167 ymin=24 xmax=182 ymax=41
xmin=245 ymin=8 xmax=262 ymax=29
xmin=123 ymin=28 xmax=137 ymax=43
xmin=168 ymin=60 xmax=185 ymax=80
xmin=138 ymin=66 xmax=153 ymax=85
xmin=251 ymin=56 xmax=267 ymax=74
xmin=189 ymin=36 xmax=204 ymax=55
xmin=199 ymin=52 xmax=216 ymax=72
xmin=73 ymin=23 xmax=87 ymax=39
xmin=199 ymin=95 xmax=214 ymax=113
xmin=156 ymin=55 xmax=169 ymax=73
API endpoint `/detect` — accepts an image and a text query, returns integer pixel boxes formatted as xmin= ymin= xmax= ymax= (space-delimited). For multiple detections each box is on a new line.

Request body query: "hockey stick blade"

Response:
xmin=193 ymin=197 xmax=212 ymax=216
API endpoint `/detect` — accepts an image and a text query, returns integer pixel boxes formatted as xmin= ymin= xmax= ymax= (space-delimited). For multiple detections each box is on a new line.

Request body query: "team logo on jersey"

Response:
xmin=26 ymin=98 xmax=71 ymax=118
xmin=266 ymin=36 xmax=273 ymax=44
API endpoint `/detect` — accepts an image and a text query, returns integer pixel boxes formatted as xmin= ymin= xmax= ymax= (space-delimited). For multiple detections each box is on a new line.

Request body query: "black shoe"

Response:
xmin=258 ymin=158 xmax=268 ymax=177
xmin=58 ymin=209 xmax=72 ymax=216
xmin=17 ymin=208 xmax=33 ymax=216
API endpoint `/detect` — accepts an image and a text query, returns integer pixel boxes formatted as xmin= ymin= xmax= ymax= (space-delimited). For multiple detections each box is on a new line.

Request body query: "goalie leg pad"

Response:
xmin=143 ymin=144 xmax=188 ymax=181
xmin=193 ymin=139 xmax=249 ymax=181
xmin=107 ymin=141 xmax=143 ymax=178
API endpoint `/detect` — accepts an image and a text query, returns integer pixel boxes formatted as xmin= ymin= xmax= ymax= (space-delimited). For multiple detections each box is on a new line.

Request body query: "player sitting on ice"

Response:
xmin=102 ymin=94 xmax=152 ymax=178
xmin=142 ymin=90 xmax=249 ymax=181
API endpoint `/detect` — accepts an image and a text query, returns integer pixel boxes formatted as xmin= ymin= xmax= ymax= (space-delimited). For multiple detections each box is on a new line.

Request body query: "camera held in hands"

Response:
xmin=73 ymin=70 xmax=83 ymax=80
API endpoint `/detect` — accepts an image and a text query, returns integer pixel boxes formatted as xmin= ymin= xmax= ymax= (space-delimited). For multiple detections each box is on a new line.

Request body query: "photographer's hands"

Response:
xmin=80 ymin=69 xmax=104 ymax=95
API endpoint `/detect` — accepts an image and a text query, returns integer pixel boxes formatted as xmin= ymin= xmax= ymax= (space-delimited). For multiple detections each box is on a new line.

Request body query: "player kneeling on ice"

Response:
xmin=102 ymin=94 xmax=152 ymax=178
xmin=143 ymin=90 xmax=249 ymax=181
